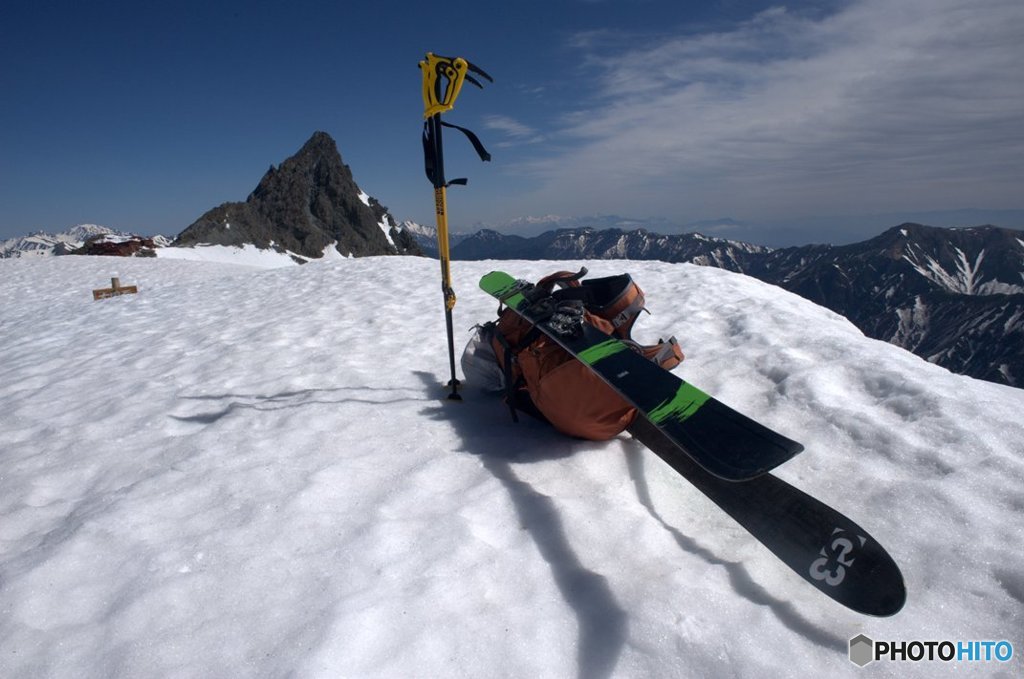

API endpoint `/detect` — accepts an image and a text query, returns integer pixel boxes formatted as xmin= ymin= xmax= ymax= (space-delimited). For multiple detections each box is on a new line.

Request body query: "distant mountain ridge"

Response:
xmin=411 ymin=221 xmax=1024 ymax=387
xmin=1 ymin=225 xmax=174 ymax=259
xmin=459 ymin=226 xmax=767 ymax=269
xmin=400 ymin=220 xmax=473 ymax=254
xmin=1 ymin=225 xmax=125 ymax=258
xmin=407 ymin=223 xmax=766 ymax=268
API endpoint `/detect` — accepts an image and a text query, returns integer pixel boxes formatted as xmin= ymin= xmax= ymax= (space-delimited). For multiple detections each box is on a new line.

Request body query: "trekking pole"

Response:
xmin=419 ymin=53 xmax=492 ymax=400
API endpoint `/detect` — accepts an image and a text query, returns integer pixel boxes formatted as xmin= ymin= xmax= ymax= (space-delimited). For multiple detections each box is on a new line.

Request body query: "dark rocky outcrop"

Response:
xmin=174 ymin=131 xmax=420 ymax=259
xmin=69 ymin=235 xmax=157 ymax=257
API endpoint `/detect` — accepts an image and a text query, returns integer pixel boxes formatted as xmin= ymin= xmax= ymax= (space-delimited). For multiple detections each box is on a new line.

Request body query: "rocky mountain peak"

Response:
xmin=175 ymin=132 xmax=419 ymax=260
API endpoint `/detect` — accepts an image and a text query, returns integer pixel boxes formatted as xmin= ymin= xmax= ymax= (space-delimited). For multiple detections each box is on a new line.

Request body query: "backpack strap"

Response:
xmin=627 ymin=336 xmax=684 ymax=370
xmin=491 ymin=319 xmax=547 ymax=423
xmin=604 ymin=288 xmax=647 ymax=338
xmin=536 ymin=268 xmax=588 ymax=294
xmin=491 ymin=326 xmax=521 ymax=423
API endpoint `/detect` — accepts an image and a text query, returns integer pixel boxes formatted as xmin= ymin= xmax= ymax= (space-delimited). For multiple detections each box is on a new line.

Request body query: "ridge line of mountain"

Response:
xmin=407 ymin=220 xmax=1024 ymax=388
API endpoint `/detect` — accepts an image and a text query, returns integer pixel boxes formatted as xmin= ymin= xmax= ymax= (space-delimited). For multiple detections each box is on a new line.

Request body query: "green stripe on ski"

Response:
xmin=576 ymin=339 xmax=628 ymax=365
xmin=501 ymin=288 xmax=527 ymax=309
xmin=648 ymin=382 xmax=712 ymax=424
xmin=479 ymin=272 xmax=526 ymax=308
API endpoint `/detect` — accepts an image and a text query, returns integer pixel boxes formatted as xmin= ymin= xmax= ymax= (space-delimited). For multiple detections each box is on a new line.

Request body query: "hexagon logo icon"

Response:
xmin=849 ymin=634 xmax=875 ymax=667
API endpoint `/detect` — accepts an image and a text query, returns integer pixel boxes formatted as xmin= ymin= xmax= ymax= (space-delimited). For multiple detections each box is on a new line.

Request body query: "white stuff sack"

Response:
xmin=460 ymin=324 xmax=505 ymax=392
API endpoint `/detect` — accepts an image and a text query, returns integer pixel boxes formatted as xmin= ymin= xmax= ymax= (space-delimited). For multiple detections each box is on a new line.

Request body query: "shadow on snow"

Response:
xmin=417 ymin=368 xmax=847 ymax=671
xmin=414 ymin=371 xmax=627 ymax=679
xmin=622 ymin=441 xmax=847 ymax=653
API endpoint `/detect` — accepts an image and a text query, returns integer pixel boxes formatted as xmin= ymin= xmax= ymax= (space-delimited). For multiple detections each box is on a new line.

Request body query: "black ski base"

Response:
xmin=628 ymin=416 xmax=906 ymax=617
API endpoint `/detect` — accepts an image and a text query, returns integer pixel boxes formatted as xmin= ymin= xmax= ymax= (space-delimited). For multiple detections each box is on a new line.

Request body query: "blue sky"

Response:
xmin=2 ymin=0 xmax=1022 ymax=245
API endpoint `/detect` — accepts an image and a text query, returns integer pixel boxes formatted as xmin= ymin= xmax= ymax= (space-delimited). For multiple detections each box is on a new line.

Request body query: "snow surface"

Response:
xmin=1 ymin=255 xmax=1023 ymax=678
xmin=156 ymin=243 xmax=301 ymax=268
xmin=155 ymin=243 xmax=360 ymax=268
xmin=378 ymin=218 xmax=396 ymax=248
xmin=902 ymin=244 xmax=991 ymax=295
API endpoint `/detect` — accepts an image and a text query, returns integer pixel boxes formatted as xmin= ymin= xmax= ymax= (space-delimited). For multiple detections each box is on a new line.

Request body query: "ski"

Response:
xmin=479 ymin=270 xmax=803 ymax=481
xmin=628 ymin=416 xmax=906 ymax=616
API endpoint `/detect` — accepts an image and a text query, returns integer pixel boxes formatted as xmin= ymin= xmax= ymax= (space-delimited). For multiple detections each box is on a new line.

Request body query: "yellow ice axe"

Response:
xmin=419 ymin=52 xmax=492 ymax=400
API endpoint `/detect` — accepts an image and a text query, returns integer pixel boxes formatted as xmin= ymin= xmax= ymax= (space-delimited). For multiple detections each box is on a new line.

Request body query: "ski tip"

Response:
xmin=813 ymin=534 xmax=907 ymax=617
xmin=857 ymin=573 xmax=907 ymax=618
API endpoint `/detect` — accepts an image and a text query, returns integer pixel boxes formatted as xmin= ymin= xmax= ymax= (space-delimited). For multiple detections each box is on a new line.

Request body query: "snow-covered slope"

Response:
xmin=156 ymin=242 xmax=318 ymax=268
xmin=1 ymin=255 xmax=1022 ymax=678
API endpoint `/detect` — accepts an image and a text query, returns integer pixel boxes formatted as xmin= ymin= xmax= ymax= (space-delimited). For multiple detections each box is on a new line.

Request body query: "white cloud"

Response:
xmin=483 ymin=114 xmax=546 ymax=147
xmin=522 ymin=0 xmax=1024 ymax=222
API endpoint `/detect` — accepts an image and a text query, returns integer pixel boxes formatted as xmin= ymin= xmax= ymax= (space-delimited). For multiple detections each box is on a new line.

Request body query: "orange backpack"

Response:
xmin=485 ymin=269 xmax=683 ymax=440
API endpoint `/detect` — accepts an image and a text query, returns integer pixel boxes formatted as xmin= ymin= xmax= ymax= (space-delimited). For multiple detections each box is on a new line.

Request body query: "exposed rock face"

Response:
xmin=174 ymin=131 xmax=420 ymax=259
xmin=70 ymin=235 xmax=157 ymax=257
xmin=749 ymin=224 xmax=1024 ymax=387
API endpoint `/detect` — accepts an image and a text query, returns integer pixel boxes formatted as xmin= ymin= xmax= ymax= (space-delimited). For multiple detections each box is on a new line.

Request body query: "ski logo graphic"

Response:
xmin=648 ymin=382 xmax=711 ymax=425
xmin=576 ymin=339 xmax=628 ymax=365
xmin=809 ymin=527 xmax=868 ymax=586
